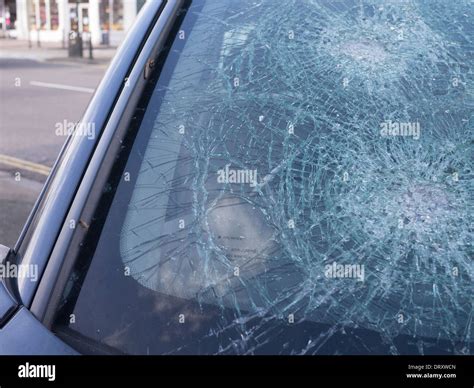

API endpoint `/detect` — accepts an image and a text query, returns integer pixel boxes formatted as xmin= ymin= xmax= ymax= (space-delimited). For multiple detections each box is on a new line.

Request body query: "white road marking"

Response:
xmin=30 ymin=81 xmax=95 ymax=94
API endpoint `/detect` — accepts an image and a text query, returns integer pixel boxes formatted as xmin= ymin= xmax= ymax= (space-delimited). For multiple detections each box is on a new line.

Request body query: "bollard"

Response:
xmin=68 ymin=30 xmax=83 ymax=58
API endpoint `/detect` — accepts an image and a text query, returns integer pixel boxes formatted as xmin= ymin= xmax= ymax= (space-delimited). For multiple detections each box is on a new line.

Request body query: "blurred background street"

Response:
xmin=0 ymin=51 xmax=110 ymax=247
xmin=0 ymin=1 xmax=144 ymax=248
xmin=0 ymin=46 xmax=113 ymax=247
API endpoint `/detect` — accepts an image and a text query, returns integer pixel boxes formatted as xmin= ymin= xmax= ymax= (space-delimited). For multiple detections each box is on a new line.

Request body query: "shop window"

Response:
xmin=50 ymin=0 xmax=59 ymax=30
xmin=99 ymin=0 xmax=124 ymax=31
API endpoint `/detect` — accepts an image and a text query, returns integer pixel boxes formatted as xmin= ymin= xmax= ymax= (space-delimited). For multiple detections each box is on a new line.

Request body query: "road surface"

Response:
xmin=0 ymin=57 xmax=108 ymax=247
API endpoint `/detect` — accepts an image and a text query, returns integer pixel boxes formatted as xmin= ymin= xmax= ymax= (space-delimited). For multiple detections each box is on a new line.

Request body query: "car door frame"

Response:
xmin=31 ymin=0 xmax=188 ymax=324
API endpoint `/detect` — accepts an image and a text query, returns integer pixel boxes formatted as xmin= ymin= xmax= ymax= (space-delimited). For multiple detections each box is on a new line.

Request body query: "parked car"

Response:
xmin=0 ymin=0 xmax=471 ymax=355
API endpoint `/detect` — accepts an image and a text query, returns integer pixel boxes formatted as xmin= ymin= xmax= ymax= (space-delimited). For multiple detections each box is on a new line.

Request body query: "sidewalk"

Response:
xmin=0 ymin=38 xmax=117 ymax=65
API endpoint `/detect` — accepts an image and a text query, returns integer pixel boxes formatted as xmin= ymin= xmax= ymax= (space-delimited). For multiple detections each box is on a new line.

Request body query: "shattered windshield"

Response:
xmin=54 ymin=0 xmax=473 ymax=355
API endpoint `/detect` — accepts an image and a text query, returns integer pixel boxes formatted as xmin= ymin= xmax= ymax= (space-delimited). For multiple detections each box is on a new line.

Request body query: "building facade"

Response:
xmin=13 ymin=0 xmax=146 ymax=46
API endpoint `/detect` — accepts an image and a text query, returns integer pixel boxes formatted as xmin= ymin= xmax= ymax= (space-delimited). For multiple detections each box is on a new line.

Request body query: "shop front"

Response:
xmin=14 ymin=0 xmax=144 ymax=46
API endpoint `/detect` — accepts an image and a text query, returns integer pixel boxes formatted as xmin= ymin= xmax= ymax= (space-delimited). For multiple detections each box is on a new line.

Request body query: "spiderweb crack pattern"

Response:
xmin=121 ymin=0 xmax=473 ymax=354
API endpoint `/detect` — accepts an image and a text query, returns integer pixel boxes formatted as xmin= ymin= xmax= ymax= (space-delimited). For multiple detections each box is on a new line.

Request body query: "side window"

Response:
xmin=51 ymin=0 xmax=472 ymax=355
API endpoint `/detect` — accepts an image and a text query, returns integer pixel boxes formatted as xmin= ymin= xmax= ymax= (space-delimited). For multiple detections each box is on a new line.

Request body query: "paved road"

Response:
xmin=0 ymin=57 xmax=108 ymax=247
xmin=0 ymin=171 xmax=44 ymax=248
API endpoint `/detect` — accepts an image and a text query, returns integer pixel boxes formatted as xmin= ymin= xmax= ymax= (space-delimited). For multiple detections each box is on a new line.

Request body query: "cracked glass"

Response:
xmin=53 ymin=0 xmax=473 ymax=355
